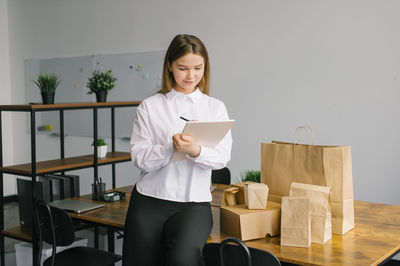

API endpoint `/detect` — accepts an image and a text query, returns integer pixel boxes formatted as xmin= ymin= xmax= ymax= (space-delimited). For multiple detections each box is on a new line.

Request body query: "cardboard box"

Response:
xmin=220 ymin=202 xmax=281 ymax=241
xmin=244 ymin=183 xmax=269 ymax=209
xmin=221 ymin=187 xmax=240 ymax=206
xmin=231 ymin=181 xmax=259 ymax=205
xmin=15 ymin=237 xmax=88 ymax=266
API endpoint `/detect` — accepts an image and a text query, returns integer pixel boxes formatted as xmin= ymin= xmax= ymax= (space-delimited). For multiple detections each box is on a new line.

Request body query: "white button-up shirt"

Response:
xmin=130 ymin=88 xmax=232 ymax=202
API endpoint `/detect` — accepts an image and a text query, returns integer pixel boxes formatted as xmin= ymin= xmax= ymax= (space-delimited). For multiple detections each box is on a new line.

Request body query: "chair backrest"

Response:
xmin=34 ymin=200 xmax=76 ymax=266
xmin=203 ymin=237 xmax=281 ymax=266
xmin=211 ymin=167 xmax=231 ymax=185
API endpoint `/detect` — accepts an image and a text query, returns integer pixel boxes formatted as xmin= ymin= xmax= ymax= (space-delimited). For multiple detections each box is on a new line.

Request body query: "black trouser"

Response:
xmin=122 ymin=186 xmax=213 ymax=266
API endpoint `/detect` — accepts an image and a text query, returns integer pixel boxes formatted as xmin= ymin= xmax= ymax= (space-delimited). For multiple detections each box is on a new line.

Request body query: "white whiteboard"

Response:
xmin=25 ymin=51 xmax=165 ymax=138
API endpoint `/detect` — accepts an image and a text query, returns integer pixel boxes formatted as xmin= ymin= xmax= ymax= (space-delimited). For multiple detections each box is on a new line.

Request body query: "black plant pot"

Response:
xmin=95 ymin=91 xmax=108 ymax=102
xmin=41 ymin=92 xmax=55 ymax=104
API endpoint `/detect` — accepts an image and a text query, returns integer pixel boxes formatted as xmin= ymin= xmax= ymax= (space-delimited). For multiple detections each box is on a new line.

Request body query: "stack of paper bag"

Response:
xmin=220 ymin=202 xmax=281 ymax=241
xmin=281 ymin=197 xmax=311 ymax=247
xmin=289 ymin=182 xmax=332 ymax=244
xmin=244 ymin=183 xmax=269 ymax=209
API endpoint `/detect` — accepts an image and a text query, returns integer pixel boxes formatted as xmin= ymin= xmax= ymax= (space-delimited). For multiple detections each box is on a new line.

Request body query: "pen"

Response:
xmin=180 ymin=116 xmax=189 ymax=122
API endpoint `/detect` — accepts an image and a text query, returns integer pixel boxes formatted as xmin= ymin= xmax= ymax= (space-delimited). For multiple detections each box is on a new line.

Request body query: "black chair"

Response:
xmin=34 ymin=200 xmax=122 ymax=266
xmin=203 ymin=237 xmax=281 ymax=266
xmin=211 ymin=167 xmax=231 ymax=185
xmin=384 ymin=259 xmax=400 ymax=265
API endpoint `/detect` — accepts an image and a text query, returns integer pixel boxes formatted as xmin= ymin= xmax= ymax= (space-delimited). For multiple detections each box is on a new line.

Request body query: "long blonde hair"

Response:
xmin=160 ymin=34 xmax=210 ymax=95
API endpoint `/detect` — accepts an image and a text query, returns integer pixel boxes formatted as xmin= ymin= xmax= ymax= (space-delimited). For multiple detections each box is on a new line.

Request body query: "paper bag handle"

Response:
xmin=294 ymin=126 xmax=315 ymax=145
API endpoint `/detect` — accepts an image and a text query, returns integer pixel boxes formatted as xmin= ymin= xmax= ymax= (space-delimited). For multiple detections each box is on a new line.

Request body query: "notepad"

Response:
xmin=171 ymin=120 xmax=235 ymax=162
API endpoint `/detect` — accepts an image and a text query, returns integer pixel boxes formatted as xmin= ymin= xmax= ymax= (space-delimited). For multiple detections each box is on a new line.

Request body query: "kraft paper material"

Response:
xmin=290 ymin=182 xmax=332 ymax=244
xmin=281 ymin=197 xmax=311 ymax=247
xmin=232 ymin=181 xmax=259 ymax=205
xmin=220 ymin=202 xmax=281 ymax=241
xmin=261 ymin=141 xmax=354 ymax=234
xmin=244 ymin=183 xmax=269 ymax=210
xmin=221 ymin=187 xmax=240 ymax=206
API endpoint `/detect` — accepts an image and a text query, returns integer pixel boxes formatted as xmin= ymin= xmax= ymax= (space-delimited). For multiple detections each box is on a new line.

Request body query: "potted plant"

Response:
xmin=86 ymin=69 xmax=117 ymax=102
xmin=32 ymin=72 xmax=61 ymax=104
xmin=241 ymin=169 xmax=261 ymax=183
xmin=91 ymin=138 xmax=108 ymax=158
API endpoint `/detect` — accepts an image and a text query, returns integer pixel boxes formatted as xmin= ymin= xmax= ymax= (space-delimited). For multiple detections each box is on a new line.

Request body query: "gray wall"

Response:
xmin=5 ymin=0 xmax=400 ymax=204
xmin=1 ymin=0 xmax=16 ymax=196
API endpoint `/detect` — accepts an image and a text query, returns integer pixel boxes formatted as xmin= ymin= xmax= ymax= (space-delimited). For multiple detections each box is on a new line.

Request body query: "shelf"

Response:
xmin=0 ymin=101 xmax=140 ymax=112
xmin=0 ymin=152 xmax=131 ymax=176
xmin=1 ymin=101 xmax=136 ymax=264
xmin=2 ymin=222 xmax=94 ymax=243
xmin=2 ymin=226 xmax=32 ymax=242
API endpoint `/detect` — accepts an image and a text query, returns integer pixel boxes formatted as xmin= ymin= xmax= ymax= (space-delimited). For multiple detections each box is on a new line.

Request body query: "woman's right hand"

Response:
xmin=173 ymin=134 xmax=201 ymax=158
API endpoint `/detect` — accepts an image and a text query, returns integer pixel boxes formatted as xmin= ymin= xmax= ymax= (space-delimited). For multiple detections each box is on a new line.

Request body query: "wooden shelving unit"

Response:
xmin=0 ymin=101 xmax=139 ymax=266
xmin=2 ymin=226 xmax=32 ymax=243
xmin=0 ymin=152 xmax=131 ymax=176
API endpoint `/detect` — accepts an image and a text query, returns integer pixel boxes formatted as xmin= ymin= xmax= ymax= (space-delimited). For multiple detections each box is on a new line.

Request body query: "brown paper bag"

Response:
xmin=261 ymin=130 xmax=354 ymax=234
xmin=244 ymin=183 xmax=269 ymax=209
xmin=221 ymin=187 xmax=240 ymax=206
xmin=281 ymin=196 xmax=311 ymax=247
xmin=290 ymin=182 xmax=332 ymax=244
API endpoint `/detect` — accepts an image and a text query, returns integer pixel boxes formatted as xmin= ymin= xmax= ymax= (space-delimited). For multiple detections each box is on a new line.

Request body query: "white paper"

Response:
xmin=171 ymin=120 xmax=235 ymax=162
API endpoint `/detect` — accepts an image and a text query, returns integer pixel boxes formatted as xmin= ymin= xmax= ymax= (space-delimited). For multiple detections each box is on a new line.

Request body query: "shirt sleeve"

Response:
xmin=187 ymin=101 xmax=233 ymax=170
xmin=130 ymin=103 xmax=174 ymax=172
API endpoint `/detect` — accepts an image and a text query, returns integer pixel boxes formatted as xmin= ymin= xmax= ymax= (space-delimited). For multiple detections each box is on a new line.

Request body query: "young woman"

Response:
xmin=122 ymin=34 xmax=232 ymax=266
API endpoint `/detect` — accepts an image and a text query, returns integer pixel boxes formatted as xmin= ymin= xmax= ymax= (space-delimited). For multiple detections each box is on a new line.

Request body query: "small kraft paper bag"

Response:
xmin=221 ymin=187 xmax=240 ymax=206
xmin=244 ymin=183 xmax=269 ymax=209
xmin=290 ymin=182 xmax=332 ymax=244
xmin=281 ymin=196 xmax=311 ymax=247
xmin=261 ymin=126 xmax=354 ymax=234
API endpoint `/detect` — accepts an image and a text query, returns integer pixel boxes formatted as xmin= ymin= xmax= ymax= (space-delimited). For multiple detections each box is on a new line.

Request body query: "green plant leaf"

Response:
xmin=87 ymin=69 xmax=117 ymax=94
xmin=241 ymin=169 xmax=261 ymax=183
xmin=91 ymin=138 xmax=107 ymax=146
xmin=32 ymin=72 xmax=61 ymax=93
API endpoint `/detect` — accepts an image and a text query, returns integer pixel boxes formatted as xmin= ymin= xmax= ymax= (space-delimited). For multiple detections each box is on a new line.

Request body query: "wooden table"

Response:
xmin=68 ymin=185 xmax=230 ymax=229
xmin=69 ymin=185 xmax=400 ymax=265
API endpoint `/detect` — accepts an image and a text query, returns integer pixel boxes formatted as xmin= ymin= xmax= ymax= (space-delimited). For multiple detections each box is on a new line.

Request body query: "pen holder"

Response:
xmin=92 ymin=182 xmax=106 ymax=200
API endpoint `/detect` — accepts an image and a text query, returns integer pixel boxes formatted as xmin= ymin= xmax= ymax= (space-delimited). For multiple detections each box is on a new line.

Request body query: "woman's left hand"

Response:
xmin=172 ymin=134 xmax=201 ymax=158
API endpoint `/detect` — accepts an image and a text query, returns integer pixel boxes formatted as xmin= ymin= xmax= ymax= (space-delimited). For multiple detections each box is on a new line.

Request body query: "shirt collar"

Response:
xmin=166 ymin=88 xmax=202 ymax=103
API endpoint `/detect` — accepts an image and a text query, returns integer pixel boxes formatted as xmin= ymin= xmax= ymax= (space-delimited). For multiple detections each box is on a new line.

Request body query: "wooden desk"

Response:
xmin=69 ymin=184 xmax=231 ymax=227
xmin=209 ymin=202 xmax=400 ymax=265
xmin=69 ymin=186 xmax=400 ymax=265
xmin=69 ymin=193 xmax=129 ymax=229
